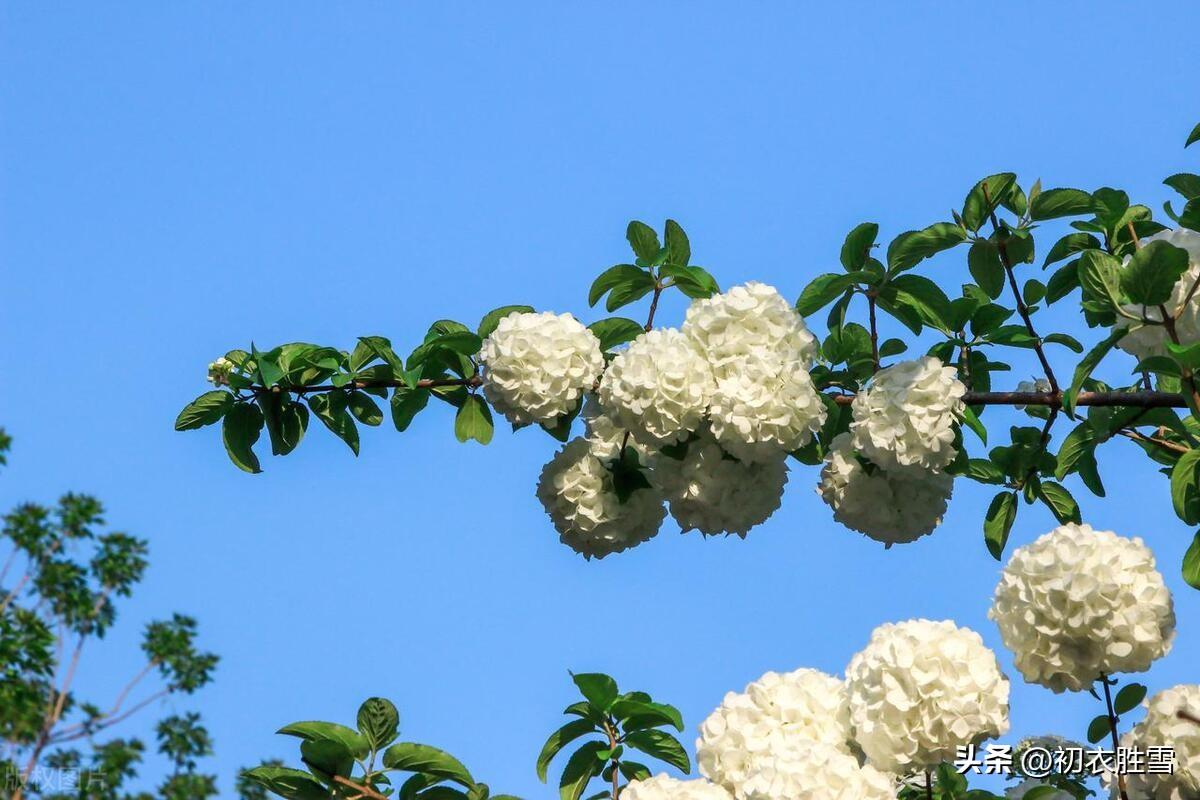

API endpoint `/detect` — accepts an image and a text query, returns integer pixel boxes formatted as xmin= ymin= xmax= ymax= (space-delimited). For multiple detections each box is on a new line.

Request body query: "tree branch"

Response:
xmin=828 ymin=390 xmax=1188 ymax=408
xmin=983 ymin=183 xmax=1060 ymax=394
xmin=332 ymin=775 xmax=389 ymax=800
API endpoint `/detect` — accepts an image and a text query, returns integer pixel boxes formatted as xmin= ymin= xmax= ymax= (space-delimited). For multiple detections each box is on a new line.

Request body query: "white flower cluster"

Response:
xmin=817 ymin=433 xmax=952 ymax=546
xmin=580 ymin=396 xmax=648 ymax=464
xmin=845 ymin=619 xmax=1010 ymax=773
xmin=622 ymin=775 xmax=733 ymax=800
xmin=480 ymin=311 xmax=604 ymax=426
xmin=1120 ymin=684 xmax=1200 ymax=800
xmin=684 ymin=282 xmax=826 ymax=461
xmin=695 ymin=668 xmax=854 ymax=799
xmin=1118 ymin=228 xmax=1200 ymax=361
xmin=738 ymin=743 xmax=895 ymax=800
xmin=989 ymin=523 xmax=1176 ymax=693
xmin=849 ymin=356 xmax=965 ymax=471
xmin=600 ymin=328 xmax=714 ymax=447
xmin=206 ymin=356 xmax=233 ymax=385
xmin=534 ymin=438 xmax=665 ymax=559
xmin=655 ymin=427 xmax=787 ymax=537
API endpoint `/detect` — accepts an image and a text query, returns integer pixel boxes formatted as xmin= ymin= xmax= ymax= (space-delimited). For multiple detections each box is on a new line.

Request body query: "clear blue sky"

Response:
xmin=2 ymin=3 xmax=1198 ymax=796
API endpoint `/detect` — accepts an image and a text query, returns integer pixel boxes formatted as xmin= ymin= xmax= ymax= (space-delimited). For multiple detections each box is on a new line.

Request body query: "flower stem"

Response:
xmin=1100 ymin=675 xmax=1130 ymax=800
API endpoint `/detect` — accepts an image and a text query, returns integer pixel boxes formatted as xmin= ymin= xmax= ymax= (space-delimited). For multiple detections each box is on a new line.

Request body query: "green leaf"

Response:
xmin=610 ymin=699 xmax=683 ymax=732
xmin=1093 ymin=188 xmax=1131 ymax=227
xmin=349 ymin=391 xmax=384 ymax=427
xmin=1183 ymin=532 xmax=1200 ymax=590
xmin=660 ymin=263 xmax=719 ymax=299
xmin=795 ymin=273 xmax=857 ymax=316
xmin=1043 ymin=232 xmax=1102 ymax=269
xmin=887 ymin=222 xmax=966 ymax=272
xmin=1114 ymin=683 xmax=1147 ymax=715
xmin=1087 ymin=714 xmax=1111 ymax=745
xmin=392 ymin=387 xmax=431 ymax=432
xmin=242 ymin=766 xmax=330 ymax=800
xmin=1077 ymin=250 xmax=1125 ymax=313
xmin=1038 ymin=481 xmax=1081 ymax=524
xmin=886 ymin=274 xmax=953 ymax=331
xmin=1171 ymin=449 xmax=1200 ymax=525
xmin=588 ymin=265 xmax=644 ymax=307
xmin=1121 ymin=240 xmax=1190 ymax=306
xmin=839 ymin=222 xmax=878 ymax=271
xmin=252 ymin=343 xmax=285 ymax=388
xmin=961 ymin=406 xmax=987 ymax=444
xmin=382 ymin=743 xmax=474 ymax=787
xmin=357 ymin=336 xmax=407 ymax=377
xmin=968 ymin=242 xmax=1005 ymax=299
xmin=301 ymin=738 xmax=353 ymax=780
xmin=984 ymin=491 xmax=1018 ymax=560
xmin=588 ymin=318 xmax=645 ymax=351
xmin=1055 ymin=423 xmax=1097 ymax=480
xmin=879 ymin=338 xmax=907 ymax=357
xmin=536 ymin=720 xmax=597 ymax=783
xmin=277 ymin=721 xmax=369 ymax=759
xmin=664 ymin=219 xmax=690 ymax=266
xmin=1065 ymin=327 xmax=1125 ymax=415
xmin=454 ymin=395 xmax=494 ymax=445
xmin=1043 ymin=333 xmax=1083 ymax=353
xmin=1023 ymin=279 xmax=1046 ymax=306
xmin=965 ymin=458 xmax=1005 ymax=485
xmin=618 ymin=762 xmax=652 ymax=783
xmin=571 ymin=673 xmax=618 ymax=711
xmin=1165 ymin=173 xmax=1200 ymax=201
xmin=1187 ymin=122 xmax=1200 ymax=148
xmin=176 ymin=390 xmax=235 ymax=431
xmin=1030 ymin=188 xmax=1094 ymax=221
xmin=963 ymin=173 xmax=1016 ymax=231
xmin=622 ymin=730 xmax=690 ymax=774
xmin=558 ymin=741 xmax=607 ymax=800
xmin=309 ymin=392 xmax=359 ymax=455
xmin=1045 ymin=261 xmax=1080 ymax=304
xmin=478 ymin=305 xmax=534 ymax=340
xmin=626 ymin=221 xmax=661 ymax=262
xmin=357 ymin=697 xmax=400 ymax=751
xmin=222 ymin=403 xmax=263 ymax=473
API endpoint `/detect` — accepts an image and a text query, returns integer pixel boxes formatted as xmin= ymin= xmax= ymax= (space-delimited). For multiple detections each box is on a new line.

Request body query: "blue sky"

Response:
xmin=2 ymin=2 xmax=1198 ymax=796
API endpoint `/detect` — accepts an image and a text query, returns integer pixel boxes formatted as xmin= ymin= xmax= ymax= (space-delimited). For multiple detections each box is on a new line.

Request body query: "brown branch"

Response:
xmin=982 ymin=183 xmax=1060 ymax=394
xmin=48 ymin=659 xmax=160 ymax=743
xmin=867 ymin=292 xmax=881 ymax=370
xmin=1179 ymin=709 xmax=1200 ymax=725
xmin=1116 ymin=428 xmax=1190 ymax=455
xmin=332 ymin=775 xmax=389 ymax=800
xmin=829 ymin=390 xmax=1188 ymax=408
xmin=1100 ymin=676 xmax=1130 ymax=800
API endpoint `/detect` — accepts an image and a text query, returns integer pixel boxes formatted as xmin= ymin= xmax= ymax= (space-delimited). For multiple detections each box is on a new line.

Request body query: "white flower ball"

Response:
xmin=696 ymin=668 xmax=853 ymax=799
xmin=622 ymin=774 xmax=734 ymax=800
xmin=1005 ymin=780 xmax=1073 ymax=800
xmin=1118 ymin=228 xmax=1200 ymax=361
xmin=740 ymin=743 xmax=896 ymax=800
xmin=988 ymin=523 xmax=1176 ymax=693
xmin=707 ymin=360 xmax=828 ymax=462
xmin=480 ymin=311 xmax=604 ymax=426
xmin=682 ymin=281 xmax=819 ymax=375
xmin=817 ymin=434 xmax=952 ymax=547
xmin=654 ymin=428 xmax=787 ymax=538
xmin=599 ymin=328 xmax=714 ymax=448
xmin=581 ymin=395 xmax=655 ymax=464
xmin=1120 ymin=684 xmax=1200 ymax=800
xmin=845 ymin=619 xmax=1010 ymax=773
xmin=535 ymin=437 xmax=665 ymax=559
xmin=849 ymin=356 xmax=965 ymax=471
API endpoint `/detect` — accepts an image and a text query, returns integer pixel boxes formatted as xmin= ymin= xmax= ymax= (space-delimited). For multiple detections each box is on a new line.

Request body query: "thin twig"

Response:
xmin=1116 ymin=429 xmax=1190 ymax=455
xmin=1100 ymin=676 xmax=1130 ymax=800
xmin=1179 ymin=709 xmax=1200 ymax=725
xmin=332 ymin=775 xmax=389 ymax=800
xmin=828 ymin=390 xmax=1188 ymax=408
xmin=867 ymin=292 xmax=880 ymax=370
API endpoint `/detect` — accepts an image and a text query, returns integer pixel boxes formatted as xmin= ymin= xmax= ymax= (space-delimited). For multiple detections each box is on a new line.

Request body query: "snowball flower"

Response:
xmin=989 ymin=523 xmax=1176 ymax=693
xmin=206 ymin=357 xmax=233 ymax=385
xmin=622 ymin=774 xmax=734 ymax=800
xmin=1005 ymin=780 xmax=1073 ymax=800
xmin=817 ymin=433 xmax=952 ymax=546
xmin=1118 ymin=228 xmax=1200 ymax=361
xmin=845 ymin=619 xmax=1010 ymax=773
xmin=682 ymin=281 xmax=819 ymax=375
xmin=707 ymin=360 xmax=827 ymax=462
xmin=739 ymin=743 xmax=896 ymax=800
xmin=480 ymin=311 xmax=604 ymax=425
xmin=1119 ymin=684 xmax=1200 ymax=800
xmin=696 ymin=668 xmax=853 ymax=799
xmin=535 ymin=437 xmax=665 ymax=559
xmin=849 ymin=356 xmax=965 ymax=470
xmin=599 ymin=328 xmax=714 ymax=447
xmin=581 ymin=395 xmax=654 ymax=464
xmin=654 ymin=428 xmax=787 ymax=537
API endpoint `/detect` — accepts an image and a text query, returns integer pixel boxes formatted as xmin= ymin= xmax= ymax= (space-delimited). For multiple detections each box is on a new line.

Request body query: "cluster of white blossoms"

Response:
xmin=621 ymin=775 xmax=733 ymax=800
xmin=988 ymin=522 xmax=1176 ymax=692
xmin=683 ymin=282 xmax=826 ymax=461
xmin=695 ymin=668 xmax=854 ymax=798
xmin=845 ymin=619 xmax=1011 ymax=773
xmin=534 ymin=437 xmax=666 ymax=559
xmin=816 ymin=433 xmax=953 ymax=546
xmin=654 ymin=427 xmax=787 ymax=537
xmin=1117 ymin=227 xmax=1200 ymax=361
xmin=600 ymin=328 xmax=714 ymax=447
xmin=738 ymin=742 xmax=895 ymax=800
xmin=206 ymin=356 xmax=234 ymax=385
xmin=1119 ymin=684 xmax=1200 ymax=799
xmin=849 ymin=356 xmax=966 ymax=471
xmin=479 ymin=311 xmax=604 ymax=426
